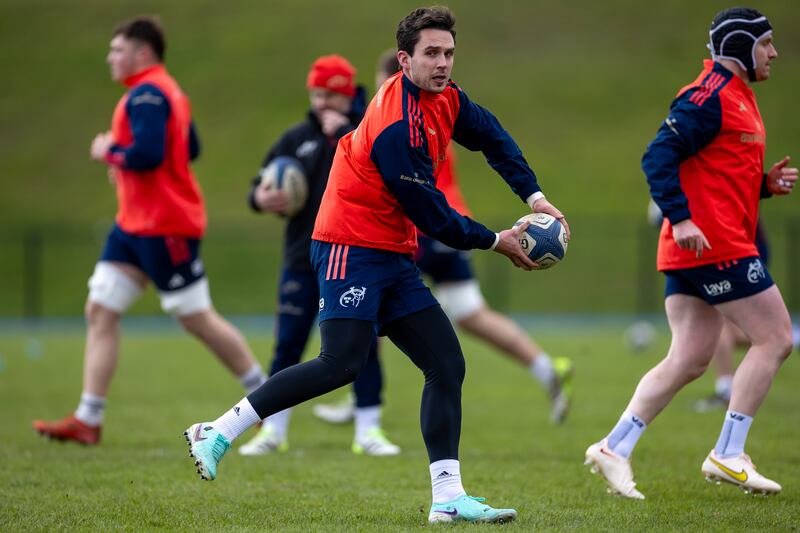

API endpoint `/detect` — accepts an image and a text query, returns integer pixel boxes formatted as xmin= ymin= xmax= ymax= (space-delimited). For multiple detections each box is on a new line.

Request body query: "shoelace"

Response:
xmin=211 ymin=435 xmax=230 ymax=461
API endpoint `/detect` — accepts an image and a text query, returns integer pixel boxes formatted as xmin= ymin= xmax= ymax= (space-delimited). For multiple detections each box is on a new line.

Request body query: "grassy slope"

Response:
xmin=1 ymin=0 xmax=799 ymax=315
xmin=1 ymin=326 xmax=798 ymax=531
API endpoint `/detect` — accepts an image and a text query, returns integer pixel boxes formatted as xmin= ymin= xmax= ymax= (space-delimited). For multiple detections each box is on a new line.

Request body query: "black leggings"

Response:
xmin=247 ymin=305 xmax=465 ymax=462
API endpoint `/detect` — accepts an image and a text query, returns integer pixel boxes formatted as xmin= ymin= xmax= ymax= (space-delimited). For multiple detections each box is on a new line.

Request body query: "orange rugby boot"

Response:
xmin=33 ymin=414 xmax=101 ymax=445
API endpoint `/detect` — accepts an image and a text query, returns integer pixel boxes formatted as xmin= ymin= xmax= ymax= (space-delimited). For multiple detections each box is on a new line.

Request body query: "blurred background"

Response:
xmin=1 ymin=0 xmax=798 ymax=319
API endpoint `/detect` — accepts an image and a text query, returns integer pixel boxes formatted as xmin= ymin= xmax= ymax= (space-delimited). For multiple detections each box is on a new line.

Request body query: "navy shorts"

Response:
xmin=100 ymin=224 xmax=205 ymax=292
xmin=664 ymin=256 xmax=773 ymax=305
xmin=414 ymin=235 xmax=474 ymax=283
xmin=311 ymin=240 xmax=438 ymax=327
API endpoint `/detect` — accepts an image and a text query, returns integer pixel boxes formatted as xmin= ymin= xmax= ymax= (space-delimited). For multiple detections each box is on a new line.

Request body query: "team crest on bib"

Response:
xmin=339 ymin=286 xmax=367 ymax=308
xmin=747 ymin=259 xmax=765 ymax=283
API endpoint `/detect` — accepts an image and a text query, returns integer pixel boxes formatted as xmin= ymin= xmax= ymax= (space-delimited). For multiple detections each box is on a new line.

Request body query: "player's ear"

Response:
xmin=397 ymin=50 xmax=411 ymax=72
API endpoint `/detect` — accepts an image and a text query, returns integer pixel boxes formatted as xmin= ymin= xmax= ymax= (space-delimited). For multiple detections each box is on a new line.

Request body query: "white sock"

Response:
xmin=430 ymin=459 xmax=466 ymax=504
xmin=354 ymin=405 xmax=381 ymax=440
xmin=529 ymin=353 xmax=555 ymax=388
xmin=714 ymin=375 xmax=733 ymax=401
xmin=263 ymin=408 xmax=292 ymax=440
xmin=239 ymin=364 xmax=267 ymax=394
xmin=714 ymin=410 xmax=753 ymax=458
xmin=212 ymin=397 xmax=261 ymax=442
xmin=606 ymin=411 xmax=647 ymax=459
xmin=74 ymin=392 xmax=106 ymax=426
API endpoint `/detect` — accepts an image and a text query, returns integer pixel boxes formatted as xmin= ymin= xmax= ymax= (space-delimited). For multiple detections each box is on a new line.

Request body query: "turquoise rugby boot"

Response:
xmin=184 ymin=422 xmax=231 ymax=481
xmin=428 ymin=495 xmax=518 ymax=524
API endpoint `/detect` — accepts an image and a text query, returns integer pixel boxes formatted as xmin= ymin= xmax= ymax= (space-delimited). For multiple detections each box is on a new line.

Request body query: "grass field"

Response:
xmin=1 ymin=321 xmax=798 ymax=531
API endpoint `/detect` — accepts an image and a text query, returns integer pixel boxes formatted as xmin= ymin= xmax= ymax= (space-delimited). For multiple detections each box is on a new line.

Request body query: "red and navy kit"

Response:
xmin=415 ymin=150 xmax=475 ymax=283
xmin=313 ymin=72 xmax=540 ymax=254
xmin=311 ymin=240 xmax=438 ymax=325
xmin=100 ymin=225 xmax=205 ymax=292
xmin=311 ymin=73 xmax=540 ymax=324
xmin=643 ymin=60 xmax=770 ymax=271
xmin=436 ymin=146 xmax=471 ymax=217
xmin=108 ymin=64 xmax=205 ymax=238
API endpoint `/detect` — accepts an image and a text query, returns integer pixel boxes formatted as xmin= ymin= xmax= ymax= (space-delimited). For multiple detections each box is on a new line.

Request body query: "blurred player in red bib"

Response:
xmin=585 ymin=7 xmax=796 ymax=499
xmin=33 ymin=17 xmax=266 ymax=446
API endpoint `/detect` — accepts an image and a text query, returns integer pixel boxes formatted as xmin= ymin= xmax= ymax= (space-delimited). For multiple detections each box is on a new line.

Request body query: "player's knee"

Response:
xmin=684 ymin=360 xmax=710 ymax=381
xmin=160 ymin=277 xmax=212 ymax=317
xmin=665 ymin=349 xmax=710 ymax=382
xmin=87 ymin=261 xmax=142 ymax=314
xmin=435 ymin=280 xmax=484 ymax=323
xmin=177 ymin=309 xmax=212 ymax=337
xmin=772 ymin=327 xmax=793 ymax=362
xmin=425 ymin=343 xmax=465 ymax=388
xmin=319 ymin=320 xmax=373 ymax=384
xmin=84 ymin=299 xmax=121 ymax=328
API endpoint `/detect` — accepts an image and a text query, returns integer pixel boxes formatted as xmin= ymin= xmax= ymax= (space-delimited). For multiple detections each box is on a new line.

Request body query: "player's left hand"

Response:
xmin=90 ymin=131 xmax=114 ymax=162
xmin=767 ymin=156 xmax=798 ymax=195
xmin=532 ymin=197 xmax=571 ymax=241
xmin=493 ymin=221 xmax=539 ymax=271
xmin=318 ymin=110 xmax=351 ymax=137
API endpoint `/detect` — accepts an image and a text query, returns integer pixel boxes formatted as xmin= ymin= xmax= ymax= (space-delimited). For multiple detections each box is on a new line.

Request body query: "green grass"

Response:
xmin=1 ymin=323 xmax=798 ymax=531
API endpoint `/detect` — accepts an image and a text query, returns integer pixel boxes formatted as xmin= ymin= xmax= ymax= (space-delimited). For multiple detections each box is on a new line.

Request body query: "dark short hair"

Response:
xmin=113 ymin=16 xmax=166 ymax=62
xmin=396 ymin=6 xmax=456 ymax=55
xmin=377 ymin=48 xmax=401 ymax=78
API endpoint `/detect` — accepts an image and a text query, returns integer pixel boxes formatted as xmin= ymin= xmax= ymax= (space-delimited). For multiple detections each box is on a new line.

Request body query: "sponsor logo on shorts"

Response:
xmin=319 ymin=298 xmax=324 ymax=310
xmin=703 ymin=280 xmax=732 ymax=297
xmin=191 ymin=259 xmax=204 ymax=276
xmin=747 ymin=259 xmax=766 ymax=284
xmin=168 ymin=273 xmax=186 ymax=289
xmin=339 ymin=286 xmax=367 ymax=308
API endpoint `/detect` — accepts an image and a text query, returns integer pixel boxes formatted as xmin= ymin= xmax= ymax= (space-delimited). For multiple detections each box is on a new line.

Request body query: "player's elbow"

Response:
xmin=127 ymin=148 xmax=165 ymax=170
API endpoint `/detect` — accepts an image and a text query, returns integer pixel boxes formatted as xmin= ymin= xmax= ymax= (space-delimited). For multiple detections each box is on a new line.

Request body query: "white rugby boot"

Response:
xmin=352 ymin=428 xmax=401 ymax=456
xmin=702 ymin=450 xmax=781 ymax=495
xmin=237 ymin=422 xmax=288 ymax=456
xmin=584 ymin=439 xmax=645 ymax=499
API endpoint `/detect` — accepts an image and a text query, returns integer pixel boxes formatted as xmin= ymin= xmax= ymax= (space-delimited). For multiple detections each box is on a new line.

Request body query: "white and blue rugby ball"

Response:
xmin=514 ymin=213 xmax=568 ymax=269
xmin=258 ymin=156 xmax=308 ymax=217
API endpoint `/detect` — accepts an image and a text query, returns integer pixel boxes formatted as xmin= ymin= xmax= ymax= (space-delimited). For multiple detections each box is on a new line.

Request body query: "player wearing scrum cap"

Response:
xmin=585 ymin=7 xmax=797 ymax=499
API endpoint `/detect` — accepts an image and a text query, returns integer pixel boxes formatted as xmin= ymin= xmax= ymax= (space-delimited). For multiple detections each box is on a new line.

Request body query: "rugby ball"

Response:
xmin=258 ymin=156 xmax=308 ymax=216
xmin=514 ymin=213 xmax=568 ymax=269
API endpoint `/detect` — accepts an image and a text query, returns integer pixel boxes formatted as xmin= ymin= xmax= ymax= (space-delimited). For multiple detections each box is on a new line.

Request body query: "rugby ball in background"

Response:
xmin=258 ymin=156 xmax=308 ymax=217
xmin=514 ymin=213 xmax=568 ymax=269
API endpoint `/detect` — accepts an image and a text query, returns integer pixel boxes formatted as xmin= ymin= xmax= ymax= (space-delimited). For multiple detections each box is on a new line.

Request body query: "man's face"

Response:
xmin=107 ymin=35 xmax=140 ymax=82
xmin=399 ymin=28 xmax=454 ymax=93
xmin=754 ymin=36 xmax=778 ymax=81
xmin=308 ymin=88 xmax=352 ymax=116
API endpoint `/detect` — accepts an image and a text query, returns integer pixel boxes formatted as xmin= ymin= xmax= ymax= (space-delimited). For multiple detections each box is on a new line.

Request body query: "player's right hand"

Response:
xmin=672 ymin=219 xmax=711 ymax=258
xmin=493 ymin=221 xmax=538 ymax=271
xmin=319 ymin=110 xmax=351 ymax=137
xmin=254 ymin=186 xmax=289 ymax=215
xmin=532 ymin=197 xmax=571 ymax=241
